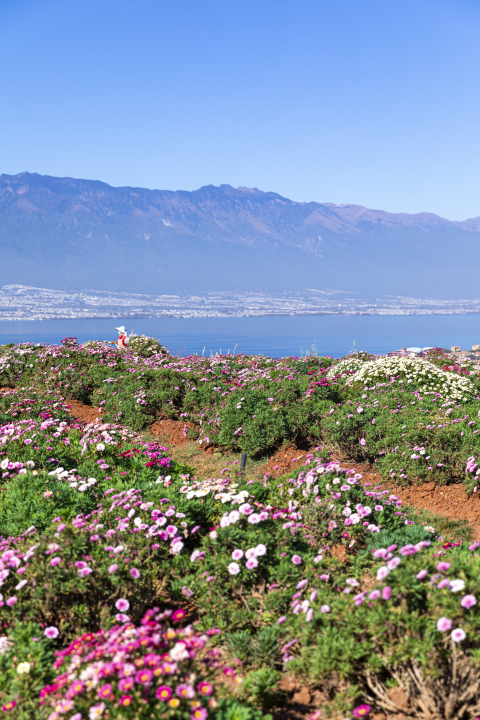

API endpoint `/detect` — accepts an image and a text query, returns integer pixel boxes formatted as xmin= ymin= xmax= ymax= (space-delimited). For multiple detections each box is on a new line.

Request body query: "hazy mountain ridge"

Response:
xmin=1 ymin=171 xmax=479 ymax=297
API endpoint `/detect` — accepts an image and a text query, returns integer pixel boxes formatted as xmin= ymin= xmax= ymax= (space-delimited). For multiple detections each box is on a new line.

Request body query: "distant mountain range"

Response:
xmin=1 ymin=171 xmax=479 ymax=298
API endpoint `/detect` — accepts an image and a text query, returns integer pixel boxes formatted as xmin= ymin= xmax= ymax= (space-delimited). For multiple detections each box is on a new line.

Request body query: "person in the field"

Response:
xmin=109 ymin=326 xmax=129 ymax=349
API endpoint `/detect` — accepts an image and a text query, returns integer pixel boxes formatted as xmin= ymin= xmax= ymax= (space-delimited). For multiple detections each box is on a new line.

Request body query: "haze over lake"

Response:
xmin=1 ymin=314 xmax=480 ymax=358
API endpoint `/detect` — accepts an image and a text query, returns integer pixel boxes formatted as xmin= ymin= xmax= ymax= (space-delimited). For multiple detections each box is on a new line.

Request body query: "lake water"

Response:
xmin=0 ymin=315 xmax=479 ymax=358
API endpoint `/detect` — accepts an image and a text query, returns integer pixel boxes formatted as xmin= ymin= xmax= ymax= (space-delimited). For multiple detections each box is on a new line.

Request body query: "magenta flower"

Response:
xmin=136 ymin=668 xmax=153 ymax=684
xmin=451 ymin=628 xmax=466 ymax=642
xmin=44 ymin=626 xmax=59 ymax=639
xmin=156 ymin=685 xmax=172 ymax=701
xmin=197 ymin=681 xmax=213 ymax=696
xmin=130 ymin=568 xmax=140 ymax=579
xmin=461 ymin=594 xmax=477 ymax=609
xmin=115 ymin=598 xmax=130 ymax=611
xmin=353 ymin=704 xmax=371 ymax=718
xmin=291 ymin=555 xmax=302 ymax=565
xmin=172 ymin=609 xmax=186 ymax=622
xmin=437 ymin=617 xmax=452 ymax=632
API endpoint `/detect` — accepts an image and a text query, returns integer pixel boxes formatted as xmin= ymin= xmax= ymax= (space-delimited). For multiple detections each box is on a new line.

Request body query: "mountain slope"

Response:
xmin=1 ymin=172 xmax=479 ymax=298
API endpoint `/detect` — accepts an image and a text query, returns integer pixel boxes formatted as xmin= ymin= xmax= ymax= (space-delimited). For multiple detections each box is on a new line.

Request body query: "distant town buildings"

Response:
xmin=3 ymin=285 xmax=480 ymax=322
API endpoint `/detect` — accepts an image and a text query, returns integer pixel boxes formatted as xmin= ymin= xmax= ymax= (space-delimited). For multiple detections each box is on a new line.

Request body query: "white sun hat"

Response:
xmin=116 ymin=326 xmax=127 ymax=334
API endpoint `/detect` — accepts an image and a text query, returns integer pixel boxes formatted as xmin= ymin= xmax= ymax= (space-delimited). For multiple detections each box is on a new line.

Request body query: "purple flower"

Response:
xmin=437 ymin=616 xmax=452 ymax=632
xmin=451 ymin=628 xmax=466 ymax=642
xmin=130 ymin=568 xmax=140 ymax=579
xmin=44 ymin=626 xmax=59 ymax=639
xmin=115 ymin=598 xmax=130 ymax=612
xmin=291 ymin=555 xmax=302 ymax=565
xmin=461 ymin=594 xmax=477 ymax=609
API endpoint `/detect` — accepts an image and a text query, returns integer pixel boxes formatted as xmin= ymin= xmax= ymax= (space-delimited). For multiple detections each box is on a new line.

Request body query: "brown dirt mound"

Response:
xmin=65 ymin=399 xmax=103 ymax=424
xmin=149 ymin=418 xmax=195 ymax=447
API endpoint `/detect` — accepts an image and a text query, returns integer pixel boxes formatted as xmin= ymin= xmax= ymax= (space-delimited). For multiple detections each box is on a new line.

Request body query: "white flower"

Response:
xmin=170 ymin=642 xmax=190 ymax=661
xmin=17 ymin=662 xmax=31 ymax=674
xmin=450 ymin=579 xmax=466 ymax=593
xmin=376 ymin=566 xmax=390 ymax=581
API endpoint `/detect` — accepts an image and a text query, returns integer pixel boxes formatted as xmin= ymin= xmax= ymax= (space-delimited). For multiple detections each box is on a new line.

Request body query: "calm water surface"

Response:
xmin=1 ymin=315 xmax=479 ymax=358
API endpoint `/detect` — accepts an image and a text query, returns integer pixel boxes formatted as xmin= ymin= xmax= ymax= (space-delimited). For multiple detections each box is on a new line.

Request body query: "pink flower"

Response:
xmin=182 ymin=586 xmax=194 ymax=597
xmin=291 ymin=555 xmax=302 ymax=565
xmin=436 ymin=562 xmax=451 ymax=571
xmin=320 ymin=605 xmax=330 ymax=613
xmin=376 ymin=566 xmax=389 ymax=581
xmin=115 ymin=613 xmax=130 ymax=623
xmin=451 ymin=628 xmax=466 ymax=642
xmin=50 ymin=557 xmax=61 ymax=567
xmin=118 ymin=678 xmax=135 ymax=692
xmin=191 ymin=708 xmax=208 ymax=720
xmin=108 ymin=564 xmax=118 ymax=573
xmin=360 ymin=438 xmax=366 ymax=446
xmin=115 ymin=598 xmax=130 ymax=611
xmin=245 ymin=558 xmax=258 ymax=570
xmin=461 ymin=594 xmax=477 ymax=609
xmin=306 ymin=608 xmax=314 ymax=622
xmin=176 ymin=683 xmax=195 ymax=698
xmin=78 ymin=567 xmax=92 ymax=577
xmin=129 ymin=568 xmax=140 ymax=579
xmin=369 ymin=590 xmax=380 ymax=600
xmin=44 ymin=626 xmax=59 ymax=639
xmin=97 ymin=683 xmax=113 ymax=699
xmin=437 ymin=617 xmax=452 ymax=632
xmin=231 ymin=549 xmax=244 ymax=560
xmin=6 ymin=597 xmax=17 ymax=606
xmin=416 ymin=569 xmax=428 ymax=580
xmin=382 ymin=586 xmax=391 ymax=600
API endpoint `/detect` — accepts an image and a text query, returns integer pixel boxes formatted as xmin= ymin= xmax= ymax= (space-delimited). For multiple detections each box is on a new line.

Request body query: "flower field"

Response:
xmin=1 ymin=338 xmax=480 ymax=719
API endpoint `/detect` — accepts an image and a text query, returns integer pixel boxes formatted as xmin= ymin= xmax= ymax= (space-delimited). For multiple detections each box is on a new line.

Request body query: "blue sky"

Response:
xmin=1 ymin=0 xmax=480 ymax=220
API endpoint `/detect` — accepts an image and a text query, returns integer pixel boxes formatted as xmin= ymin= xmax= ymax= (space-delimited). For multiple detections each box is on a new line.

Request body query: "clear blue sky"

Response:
xmin=1 ymin=0 xmax=480 ymax=220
